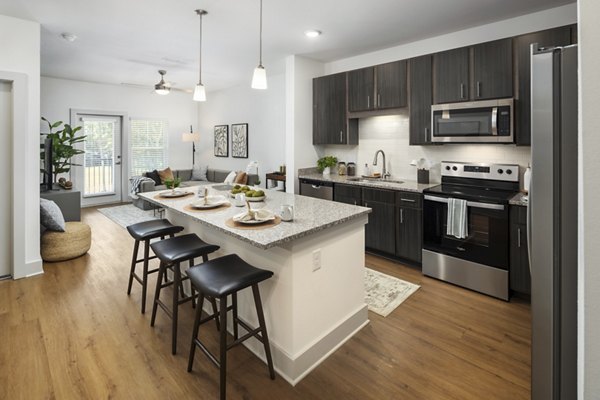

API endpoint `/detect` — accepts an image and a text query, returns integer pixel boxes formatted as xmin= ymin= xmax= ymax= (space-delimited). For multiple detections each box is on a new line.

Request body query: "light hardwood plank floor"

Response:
xmin=0 ymin=207 xmax=531 ymax=399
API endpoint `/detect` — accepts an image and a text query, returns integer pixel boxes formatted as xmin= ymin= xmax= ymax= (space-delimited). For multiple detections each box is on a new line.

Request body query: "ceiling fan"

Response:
xmin=121 ymin=70 xmax=191 ymax=95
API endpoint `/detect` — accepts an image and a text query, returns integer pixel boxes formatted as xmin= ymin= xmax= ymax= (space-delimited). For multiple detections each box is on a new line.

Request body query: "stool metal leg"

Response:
xmin=252 ymin=284 xmax=275 ymax=379
xmin=211 ymin=297 xmax=220 ymax=331
xmin=189 ymin=258 xmax=196 ymax=308
xmin=232 ymin=293 xmax=239 ymax=340
xmin=187 ymin=293 xmax=205 ymax=372
xmin=127 ymin=239 xmax=140 ymax=295
xmin=141 ymin=239 xmax=150 ymax=314
xmin=219 ymin=295 xmax=228 ymax=400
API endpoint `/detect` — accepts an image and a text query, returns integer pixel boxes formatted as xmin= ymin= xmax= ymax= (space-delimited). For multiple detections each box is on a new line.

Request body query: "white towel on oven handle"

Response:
xmin=446 ymin=198 xmax=468 ymax=239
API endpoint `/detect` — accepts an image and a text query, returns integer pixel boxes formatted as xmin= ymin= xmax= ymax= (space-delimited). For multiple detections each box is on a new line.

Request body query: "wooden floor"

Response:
xmin=0 ymin=208 xmax=531 ymax=399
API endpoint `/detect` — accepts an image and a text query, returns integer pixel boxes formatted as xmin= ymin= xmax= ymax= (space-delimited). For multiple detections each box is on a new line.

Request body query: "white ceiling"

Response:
xmin=0 ymin=0 xmax=574 ymax=92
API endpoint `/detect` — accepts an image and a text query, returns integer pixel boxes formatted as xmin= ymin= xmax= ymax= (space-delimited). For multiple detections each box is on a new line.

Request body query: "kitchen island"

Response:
xmin=139 ymin=186 xmax=371 ymax=385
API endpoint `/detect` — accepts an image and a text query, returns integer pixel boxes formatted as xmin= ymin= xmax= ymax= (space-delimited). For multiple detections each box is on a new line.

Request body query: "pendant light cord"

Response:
xmin=198 ymin=11 xmax=203 ymax=84
xmin=259 ymin=0 xmax=263 ymax=67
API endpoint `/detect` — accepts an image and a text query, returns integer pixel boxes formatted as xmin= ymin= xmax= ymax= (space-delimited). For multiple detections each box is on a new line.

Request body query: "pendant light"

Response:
xmin=193 ymin=9 xmax=207 ymax=101
xmin=251 ymin=0 xmax=267 ymax=89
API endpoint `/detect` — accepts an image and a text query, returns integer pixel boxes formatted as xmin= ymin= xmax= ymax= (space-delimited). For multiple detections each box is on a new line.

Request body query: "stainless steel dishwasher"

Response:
xmin=299 ymin=179 xmax=334 ymax=200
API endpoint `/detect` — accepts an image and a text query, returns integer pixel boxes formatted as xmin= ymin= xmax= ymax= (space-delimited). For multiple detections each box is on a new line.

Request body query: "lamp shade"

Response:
xmin=251 ymin=66 xmax=267 ymax=90
xmin=193 ymin=83 xmax=206 ymax=101
xmin=182 ymin=132 xmax=201 ymax=142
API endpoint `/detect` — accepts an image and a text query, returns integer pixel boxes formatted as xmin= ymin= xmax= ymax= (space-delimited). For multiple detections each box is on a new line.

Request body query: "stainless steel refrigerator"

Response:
xmin=529 ymin=44 xmax=578 ymax=400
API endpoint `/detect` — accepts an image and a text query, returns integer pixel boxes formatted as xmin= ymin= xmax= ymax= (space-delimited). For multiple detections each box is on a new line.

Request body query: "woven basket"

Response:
xmin=41 ymin=221 xmax=91 ymax=262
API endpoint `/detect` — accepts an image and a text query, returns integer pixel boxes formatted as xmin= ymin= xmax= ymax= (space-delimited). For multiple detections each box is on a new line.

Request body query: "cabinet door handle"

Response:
xmin=377 ymin=93 xmax=381 ymax=108
xmin=400 ymin=198 xmax=416 ymax=203
xmin=353 ymin=200 xmax=357 ymax=205
xmin=400 ymin=209 xmax=404 ymax=224
xmin=477 ymin=81 xmax=482 ymax=98
xmin=460 ymin=83 xmax=465 ymax=99
xmin=517 ymin=227 xmax=521 ymax=248
xmin=367 ymin=95 xmax=370 ymax=109
xmin=340 ymin=130 xmax=343 ymax=143
xmin=365 ymin=202 xmax=368 ymax=207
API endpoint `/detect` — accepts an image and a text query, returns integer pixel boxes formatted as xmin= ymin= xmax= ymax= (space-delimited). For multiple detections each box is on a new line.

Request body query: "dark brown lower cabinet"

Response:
xmin=396 ymin=207 xmax=422 ymax=264
xmin=363 ymin=188 xmax=396 ymax=255
xmin=509 ymin=205 xmax=531 ymax=295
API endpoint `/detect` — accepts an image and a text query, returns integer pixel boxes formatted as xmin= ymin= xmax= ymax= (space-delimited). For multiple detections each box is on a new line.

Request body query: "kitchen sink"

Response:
xmin=347 ymin=177 xmax=404 ymax=184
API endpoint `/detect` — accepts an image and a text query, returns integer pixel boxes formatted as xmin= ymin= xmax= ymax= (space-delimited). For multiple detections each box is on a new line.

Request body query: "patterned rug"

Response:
xmin=98 ymin=204 xmax=158 ymax=229
xmin=365 ymin=268 xmax=420 ymax=317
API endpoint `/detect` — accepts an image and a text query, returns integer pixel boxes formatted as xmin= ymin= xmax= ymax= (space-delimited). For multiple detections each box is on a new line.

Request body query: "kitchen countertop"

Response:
xmin=298 ymin=172 xmax=439 ymax=193
xmin=509 ymin=192 xmax=529 ymax=207
xmin=139 ymin=185 xmax=371 ymax=250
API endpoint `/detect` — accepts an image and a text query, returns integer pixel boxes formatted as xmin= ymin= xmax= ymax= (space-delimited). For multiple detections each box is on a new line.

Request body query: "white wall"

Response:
xmin=578 ymin=1 xmax=600 ymax=398
xmin=0 ymin=82 xmax=12 ymax=276
xmin=196 ymin=74 xmax=286 ymax=183
xmin=285 ymin=56 xmax=324 ymax=193
xmin=41 ymin=76 xmax=198 ymax=177
xmin=0 ymin=15 xmax=42 ymax=279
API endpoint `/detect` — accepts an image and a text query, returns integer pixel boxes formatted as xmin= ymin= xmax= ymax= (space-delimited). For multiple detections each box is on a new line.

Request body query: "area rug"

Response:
xmin=365 ymin=268 xmax=420 ymax=317
xmin=98 ymin=204 xmax=158 ymax=229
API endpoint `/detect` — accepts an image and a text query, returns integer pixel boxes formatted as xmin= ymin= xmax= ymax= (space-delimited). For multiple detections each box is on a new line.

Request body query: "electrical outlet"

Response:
xmin=312 ymin=249 xmax=321 ymax=272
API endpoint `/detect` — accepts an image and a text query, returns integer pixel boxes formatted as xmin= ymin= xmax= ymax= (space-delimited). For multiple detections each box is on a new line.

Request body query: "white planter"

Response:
xmin=322 ymin=167 xmax=331 ymax=176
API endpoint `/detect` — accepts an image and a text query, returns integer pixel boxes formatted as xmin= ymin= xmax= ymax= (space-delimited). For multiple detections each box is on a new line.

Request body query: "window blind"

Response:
xmin=130 ymin=119 xmax=169 ymax=176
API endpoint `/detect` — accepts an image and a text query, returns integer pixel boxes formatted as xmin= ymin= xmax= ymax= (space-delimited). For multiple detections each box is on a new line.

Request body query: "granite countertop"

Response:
xmin=298 ymin=172 xmax=439 ymax=193
xmin=509 ymin=192 xmax=529 ymax=207
xmin=139 ymin=185 xmax=371 ymax=250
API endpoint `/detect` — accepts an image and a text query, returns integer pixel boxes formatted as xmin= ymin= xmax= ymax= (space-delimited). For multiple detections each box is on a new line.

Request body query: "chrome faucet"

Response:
xmin=373 ymin=150 xmax=391 ymax=179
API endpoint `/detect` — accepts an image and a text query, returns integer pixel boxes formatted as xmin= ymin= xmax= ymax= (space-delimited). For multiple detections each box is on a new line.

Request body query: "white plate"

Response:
xmin=235 ymin=216 xmax=275 ymax=225
xmin=160 ymin=190 xmax=191 ymax=198
xmin=190 ymin=195 xmax=228 ymax=209
xmin=229 ymin=192 xmax=266 ymax=202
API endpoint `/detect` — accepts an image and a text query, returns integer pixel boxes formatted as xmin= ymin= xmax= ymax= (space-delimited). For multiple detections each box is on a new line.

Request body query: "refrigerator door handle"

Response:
xmin=527 ymin=174 xmax=532 ymax=272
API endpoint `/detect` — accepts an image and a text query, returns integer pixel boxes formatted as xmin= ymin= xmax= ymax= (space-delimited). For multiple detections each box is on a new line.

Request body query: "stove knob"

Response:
xmin=452 ymin=166 xmax=458 ymax=171
xmin=506 ymin=169 xmax=513 ymax=175
xmin=497 ymin=169 xmax=504 ymax=174
xmin=445 ymin=165 xmax=451 ymax=171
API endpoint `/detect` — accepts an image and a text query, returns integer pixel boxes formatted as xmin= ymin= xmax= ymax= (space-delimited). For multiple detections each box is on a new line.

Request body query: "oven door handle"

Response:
xmin=424 ymin=195 xmax=505 ymax=211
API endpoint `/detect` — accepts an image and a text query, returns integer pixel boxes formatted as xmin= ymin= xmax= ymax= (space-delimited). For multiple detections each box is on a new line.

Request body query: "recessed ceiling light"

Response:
xmin=304 ymin=30 xmax=322 ymax=38
xmin=60 ymin=32 xmax=77 ymax=42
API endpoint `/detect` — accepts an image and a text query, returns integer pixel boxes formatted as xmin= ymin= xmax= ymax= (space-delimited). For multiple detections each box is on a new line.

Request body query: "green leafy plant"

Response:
xmin=317 ymin=156 xmax=338 ymax=173
xmin=40 ymin=117 xmax=86 ymax=183
xmin=164 ymin=177 xmax=182 ymax=189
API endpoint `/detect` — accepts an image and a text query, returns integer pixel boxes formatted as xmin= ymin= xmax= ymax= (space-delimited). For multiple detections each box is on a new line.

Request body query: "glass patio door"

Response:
xmin=79 ymin=115 xmax=122 ymax=205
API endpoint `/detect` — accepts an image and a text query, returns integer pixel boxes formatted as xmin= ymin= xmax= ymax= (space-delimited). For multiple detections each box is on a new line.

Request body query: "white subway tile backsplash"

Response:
xmin=319 ymin=115 xmax=531 ymax=189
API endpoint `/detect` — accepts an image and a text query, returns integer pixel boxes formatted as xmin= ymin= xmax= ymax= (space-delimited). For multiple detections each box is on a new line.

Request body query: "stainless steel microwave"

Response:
xmin=431 ymin=99 xmax=514 ymax=143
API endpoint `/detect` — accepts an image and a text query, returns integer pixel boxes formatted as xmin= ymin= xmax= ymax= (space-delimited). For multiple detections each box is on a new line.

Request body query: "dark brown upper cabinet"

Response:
xmin=348 ymin=67 xmax=375 ymax=112
xmin=348 ymin=61 xmax=407 ymax=113
xmin=472 ymin=38 xmax=513 ymax=100
xmin=513 ymin=26 xmax=572 ymax=145
xmin=434 ymin=39 xmax=513 ymax=104
xmin=433 ymin=47 xmax=470 ymax=104
xmin=313 ymin=73 xmax=358 ymax=145
xmin=409 ymin=55 xmax=433 ymax=145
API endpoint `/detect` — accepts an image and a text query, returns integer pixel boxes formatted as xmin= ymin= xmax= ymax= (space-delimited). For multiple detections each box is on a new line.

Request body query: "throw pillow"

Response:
xmin=223 ymin=171 xmax=237 ymax=184
xmin=234 ymin=171 xmax=248 ymax=185
xmin=146 ymin=170 xmax=162 ymax=186
xmin=40 ymin=198 xmax=66 ymax=232
xmin=157 ymin=167 xmax=174 ymax=184
xmin=192 ymin=165 xmax=208 ymax=181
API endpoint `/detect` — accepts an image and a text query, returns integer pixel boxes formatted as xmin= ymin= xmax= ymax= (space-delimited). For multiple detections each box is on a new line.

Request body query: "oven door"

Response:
xmin=423 ymin=195 xmax=509 ymax=269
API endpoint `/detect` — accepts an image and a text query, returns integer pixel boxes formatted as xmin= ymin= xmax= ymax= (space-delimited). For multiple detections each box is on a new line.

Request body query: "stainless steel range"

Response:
xmin=422 ymin=161 xmax=520 ymax=300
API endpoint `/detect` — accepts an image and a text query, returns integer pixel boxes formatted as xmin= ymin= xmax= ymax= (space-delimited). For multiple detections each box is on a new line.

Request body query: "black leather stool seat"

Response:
xmin=127 ymin=219 xmax=184 ymax=240
xmin=150 ymin=234 xmax=220 ymax=264
xmin=187 ymin=254 xmax=274 ymax=297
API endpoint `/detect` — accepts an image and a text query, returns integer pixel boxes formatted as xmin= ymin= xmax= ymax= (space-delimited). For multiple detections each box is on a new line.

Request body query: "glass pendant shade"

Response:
xmin=193 ymin=83 xmax=206 ymax=102
xmin=251 ymin=65 xmax=267 ymax=90
xmin=155 ymin=87 xmax=170 ymax=95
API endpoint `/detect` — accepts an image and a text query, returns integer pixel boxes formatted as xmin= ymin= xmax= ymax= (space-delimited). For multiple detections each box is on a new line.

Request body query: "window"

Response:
xmin=129 ymin=118 xmax=169 ymax=176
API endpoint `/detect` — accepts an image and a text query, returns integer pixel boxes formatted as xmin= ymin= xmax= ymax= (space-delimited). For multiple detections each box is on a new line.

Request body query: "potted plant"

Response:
xmin=317 ymin=156 xmax=338 ymax=175
xmin=40 ymin=117 xmax=86 ymax=184
xmin=164 ymin=177 xmax=182 ymax=193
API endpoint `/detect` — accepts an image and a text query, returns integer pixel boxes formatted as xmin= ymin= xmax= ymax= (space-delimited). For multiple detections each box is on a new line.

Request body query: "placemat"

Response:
xmin=225 ymin=216 xmax=282 ymax=230
xmin=183 ymin=203 xmax=231 ymax=213
xmin=153 ymin=192 xmax=194 ymax=200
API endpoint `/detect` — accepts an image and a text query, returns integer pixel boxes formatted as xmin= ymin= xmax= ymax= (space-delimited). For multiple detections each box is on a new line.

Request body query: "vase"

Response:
xmin=322 ymin=167 xmax=331 ymax=176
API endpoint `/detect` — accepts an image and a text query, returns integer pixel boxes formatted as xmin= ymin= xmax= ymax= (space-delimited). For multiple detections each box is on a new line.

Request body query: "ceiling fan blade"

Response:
xmin=121 ymin=82 xmax=150 ymax=89
xmin=172 ymin=87 xmax=193 ymax=94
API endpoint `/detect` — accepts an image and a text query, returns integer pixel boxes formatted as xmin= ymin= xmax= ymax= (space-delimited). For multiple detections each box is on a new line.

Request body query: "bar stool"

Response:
xmin=126 ymin=219 xmax=184 ymax=313
xmin=186 ymin=254 xmax=275 ymax=400
xmin=150 ymin=233 xmax=220 ymax=354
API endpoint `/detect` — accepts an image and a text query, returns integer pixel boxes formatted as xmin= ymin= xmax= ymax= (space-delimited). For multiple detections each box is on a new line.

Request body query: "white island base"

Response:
xmin=167 ymin=210 xmax=369 ymax=386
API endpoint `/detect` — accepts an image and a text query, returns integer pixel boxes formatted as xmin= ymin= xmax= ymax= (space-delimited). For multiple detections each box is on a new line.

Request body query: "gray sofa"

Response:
xmin=132 ymin=168 xmax=259 ymax=210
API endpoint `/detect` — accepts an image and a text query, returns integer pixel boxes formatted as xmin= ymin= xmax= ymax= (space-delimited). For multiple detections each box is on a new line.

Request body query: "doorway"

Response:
xmin=71 ymin=111 xmax=127 ymax=207
xmin=0 ymin=81 xmax=13 ymax=278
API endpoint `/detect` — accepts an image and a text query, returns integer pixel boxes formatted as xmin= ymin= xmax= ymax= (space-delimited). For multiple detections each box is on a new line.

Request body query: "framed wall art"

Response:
xmin=214 ymin=125 xmax=229 ymax=157
xmin=231 ymin=123 xmax=248 ymax=159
